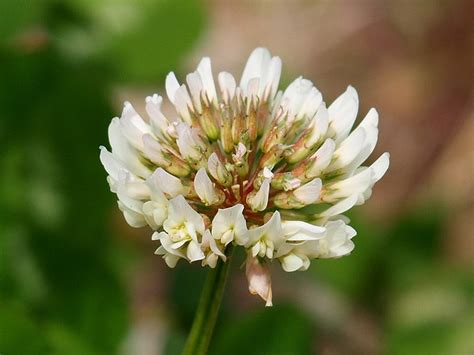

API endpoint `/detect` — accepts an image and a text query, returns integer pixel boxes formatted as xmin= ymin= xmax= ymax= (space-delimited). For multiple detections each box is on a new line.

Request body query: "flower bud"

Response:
xmin=232 ymin=143 xmax=249 ymax=177
xmin=142 ymin=134 xmax=172 ymax=166
xmin=176 ymin=123 xmax=208 ymax=165
xmin=220 ymin=116 xmax=234 ymax=153
xmin=305 ymin=138 xmax=336 ymax=178
xmin=273 ymin=192 xmax=305 ymax=209
xmin=246 ymin=104 xmax=258 ymax=142
xmin=285 ymin=103 xmax=329 ymax=164
xmin=247 ymin=177 xmax=271 ymax=211
xmin=252 ymin=167 xmax=274 ymax=190
xmin=232 ymin=112 xmax=245 ymax=144
xmin=283 ymin=129 xmax=313 ymax=164
xmin=208 ymin=153 xmax=233 ymax=187
xmin=273 ymin=178 xmax=322 ymax=209
xmin=270 ymin=172 xmax=302 ymax=191
xmin=166 ymin=155 xmax=192 ymax=177
xmin=198 ymin=102 xmax=219 ymax=141
xmin=259 ymin=144 xmax=287 ymax=170
xmin=245 ymin=255 xmax=272 ymax=307
xmin=256 ymin=101 xmax=270 ymax=137
xmin=194 ymin=168 xmax=225 ymax=206
xmin=261 ymin=121 xmax=286 ymax=153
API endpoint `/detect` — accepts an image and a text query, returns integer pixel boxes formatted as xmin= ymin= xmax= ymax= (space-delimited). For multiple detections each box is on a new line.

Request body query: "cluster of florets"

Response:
xmin=100 ymin=48 xmax=389 ymax=305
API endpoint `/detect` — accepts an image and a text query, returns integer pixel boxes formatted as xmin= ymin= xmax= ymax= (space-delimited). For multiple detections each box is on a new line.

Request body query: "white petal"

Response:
xmin=326 ymin=127 xmax=367 ymax=172
xmin=240 ymin=47 xmax=271 ymax=95
xmin=151 ymin=168 xmax=185 ymax=198
xmin=173 ymin=85 xmax=193 ymax=124
xmin=324 ymin=168 xmax=373 ymax=202
xmin=164 ymin=254 xmax=180 ymax=268
xmin=117 ymin=197 xmax=146 ymax=228
xmin=120 ymin=102 xmax=152 ymax=151
xmin=316 ymin=194 xmax=358 ymax=221
xmin=232 ymin=142 xmax=247 ymax=162
xmin=240 ymin=48 xmax=281 ymax=101
xmin=197 ymin=57 xmax=217 ymax=103
xmin=247 ymin=211 xmax=282 ymax=246
xmin=143 ymin=201 xmax=162 ymax=229
xmin=99 ymin=146 xmax=125 ymax=181
xmin=281 ymin=254 xmax=304 ymax=272
xmin=108 ymin=118 xmax=151 ymax=178
xmin=307 ymin=102 xmax=329 ymax=145
xmin=187 ymin=240 xmax=205 ymax=262
xmin=165 ymin=72 xmax=180 ymax=104
xmin=218 ymin=71 xmax=236 ymax=103
xmin=282 ymin=220 xmax=325 ymax=241
xmin=281 ymin=77 xmax=317 ymax=122
xmin=293 ymin=178 xmax=322 ymax=204
xmin=176 ymin=123 xmax=204 ymax=161
xmin=202 ymin=230 xmax=226 ymax=259
xmin=307 ymin=138 xmax=336 ymax=177
xmin=171 ymin=239 xmax=188 ymax=249
xmin=146 ymin=173 xmax=168 ymax=202
xmin=263 ymin=167 xmax=274 ymax=179
xmin=207 ymin=153 xmax=220 ymax=175
xmin=247 ymin=178 xmax=270 ymax=211
xmin=159 ymin=232 xmax=186 ymax=258
xmin=345 ymin=224 xmax=357 ymax=240
xmin=251 ymin=242 xmax=261 ymax=257
xmin=145 ymin=94 xmax=170 ymax=137
xmin=207 ymin=152 xmax=229 ymax=184
xmin=265 ymin=56 xmax=282 ymax=100
xmin=211 ymin=204 xmax=248 ymax=245
xmin=153 ymin=208 xmax=168 ymax=227
xmin=344 ymin=108 xmax=379 ymax=173
xmin=117 ymin=192 xmax=143 ymax=212
xmin=142 ymin=134 xmax=167 ymax=166
xmin=297 ymin=87 xmax=322 ymax=121
xmin=360 ymin=107 xmax=379 ymax=128
xmin=270 ymin=90 xmax=283 ymax=117
xmin=115 ymin=171 xmax=150 ymax=200
xmin=246 ymin=77 xmax=260 ymax=100
xmin=186 ymin=71 xmax=203 ymax=112
xmin=194 ymin=168 xmax=220 ymax=205
xmin=317 ymin=220 xmax=356 ymax=258
xmin=144 ymin=177 xmax=169 ymax=228
xmin=370 ymin=152 xmax=390 ymax=182
xmin=121 ymin=209 xmax=146 ymax=228
xmin=204 ymin=254 xmax=219 ymax=268
xmin=167 ymin=195 xmax=205 ymax=235
xmin=328 ymin=86 xmax=359 ymax=143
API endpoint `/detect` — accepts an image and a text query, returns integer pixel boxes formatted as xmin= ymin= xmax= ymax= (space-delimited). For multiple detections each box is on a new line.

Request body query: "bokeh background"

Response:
xmin=1 ymin=0 xmax=473 ymax=354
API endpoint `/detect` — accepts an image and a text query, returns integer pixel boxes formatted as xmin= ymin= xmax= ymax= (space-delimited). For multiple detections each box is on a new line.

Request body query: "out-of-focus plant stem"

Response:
xmin=182 ymin=245 xmax=234 ymax=355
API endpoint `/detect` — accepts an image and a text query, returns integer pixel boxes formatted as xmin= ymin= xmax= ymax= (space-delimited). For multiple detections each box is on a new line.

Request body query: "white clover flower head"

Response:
xmin=100 ymin=47 xmax=390 ymax=306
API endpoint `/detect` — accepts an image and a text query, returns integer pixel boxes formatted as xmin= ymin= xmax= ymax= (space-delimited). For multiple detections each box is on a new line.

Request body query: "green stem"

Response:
xmin=182 ymin=245 xmax=234 ymax=355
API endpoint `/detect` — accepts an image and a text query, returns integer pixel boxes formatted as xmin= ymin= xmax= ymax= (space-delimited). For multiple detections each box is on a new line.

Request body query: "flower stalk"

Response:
xmin=182 ymin=245 xmax=234 ymax=355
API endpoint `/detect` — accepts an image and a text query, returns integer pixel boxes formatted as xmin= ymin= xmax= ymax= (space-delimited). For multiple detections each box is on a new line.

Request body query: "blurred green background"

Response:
xmin=0 ymin=0 xmax=472 ymax=354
